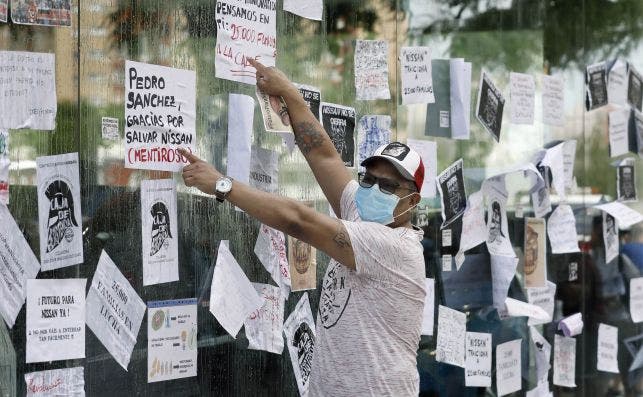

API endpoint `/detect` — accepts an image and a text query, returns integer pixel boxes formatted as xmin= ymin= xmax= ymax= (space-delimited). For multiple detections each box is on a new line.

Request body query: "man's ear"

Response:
xmin=409 ymin=192 xmax=421 ymax=206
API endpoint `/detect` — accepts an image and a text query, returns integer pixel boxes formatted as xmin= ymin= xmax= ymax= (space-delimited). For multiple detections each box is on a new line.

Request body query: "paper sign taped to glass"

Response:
xmin=288 ymin=235 xmax=317 ymax=292
xmin=357 ymin=115 xmax=391 ymax=173
xmin=0 ymin=51 xmax=57 ymax=130
xmin=354 ymin=39 xmax=390 ymax=100
xmin=254 ymin=224 xmax=291 ymax=297
xmin=86 ymin=250 xmax=146 ymax=370
xmin=257 ymin=84 xmax=321 ymax=134
xmin=406 ymin=138 xmax=437 ymax=198
xmin=524 ymin=217 xmax=547 ymax=288
xmin=476 ymin=70 xmax=505 ymax=142
xmin=283 ymin=0 xmax=322 ymax=20
xmin=36 ymin=152 xmax=84 ymax=271
xmin=321 ymin=102 xmax=356 ymax=167
xmin=586 ymin=61 xmax=609 ymax=110
xmin=436 ymin=158 xmax=466 ymax=229
xmin=0 ymin=203 xmax=40 ymax=329
xmin=284 ymin=293 xmax=315 ymax=397
xmin=424 ymin=58 xmax=471 ymax=139
xmin=244 ymin=283 xmax=285 ymax=354
xmin=24 ymin=367 xmax=85 ymax=397
xmin=435 ymin=305 xmax=466 ymax=368
xmin=399 ymin=46 xmax=435 ymax=105
xmin=496 ymin=339 xmax=522 ymax=396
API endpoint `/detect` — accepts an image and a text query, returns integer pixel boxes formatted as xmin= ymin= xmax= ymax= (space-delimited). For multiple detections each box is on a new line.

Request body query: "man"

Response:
xmin=179 ymin=59 xmax=426 ymax=396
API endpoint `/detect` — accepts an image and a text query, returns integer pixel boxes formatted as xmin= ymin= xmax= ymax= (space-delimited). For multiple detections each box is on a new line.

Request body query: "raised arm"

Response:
xmin=180 ymin=149 xmax=356 ymax=269
xmin=248 ymin=58 xmax=352 ymax=216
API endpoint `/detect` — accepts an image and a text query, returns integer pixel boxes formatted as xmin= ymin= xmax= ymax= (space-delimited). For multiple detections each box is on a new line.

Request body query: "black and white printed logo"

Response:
xmin=319 ymin=261 xmax=351 ymax=329
xmin=45 ymin=180 xmax=78 ymax=253
xmin=150 ymin=201 xmax=172 ymax=256
xmin=381 ymin=142 xmax=409 ymax=160
xmin=293 ymin=322 xmax=315 ymax=384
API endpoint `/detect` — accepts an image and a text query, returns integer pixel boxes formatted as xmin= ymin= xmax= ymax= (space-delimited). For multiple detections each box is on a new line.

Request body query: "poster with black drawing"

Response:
xmin=141 ymin=179 xmax=178 ymax=286
xmin=586 ymin=62 xmax=608 ymax=110
xmin=36 ymin=152 xmax=83 ymax=271
xmin=321 ymin=103 xmax=356 ymax=167
xmin=618 ymin=159 xmax=637 ymax=202
xmin=628 ymin=66 xmax=643 ymax=111
xmin=485 ymin=179 xmax=513 ymax=257
xmin=283 ymin=293 xmax=315 ymax=397
xmin=603 ymin=212 xmax=619 ymax=264
xmin=436 ymin=159 xmax=466 ymax=229
xmin=476 ymin=71 xmax=505 ymax=142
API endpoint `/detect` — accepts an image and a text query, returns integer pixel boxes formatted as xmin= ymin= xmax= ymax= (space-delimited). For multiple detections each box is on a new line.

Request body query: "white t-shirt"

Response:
xmin=309 ymin=180 xmax=426 ymax=396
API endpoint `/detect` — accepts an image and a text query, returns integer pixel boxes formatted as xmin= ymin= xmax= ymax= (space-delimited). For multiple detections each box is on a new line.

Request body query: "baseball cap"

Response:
xmin=361 ymin=142 xmax=425 ymax=192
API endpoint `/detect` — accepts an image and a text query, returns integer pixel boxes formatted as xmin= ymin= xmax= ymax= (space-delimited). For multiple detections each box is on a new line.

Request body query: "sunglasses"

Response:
xmin=358 ymin=172 xmax=416 ymax=195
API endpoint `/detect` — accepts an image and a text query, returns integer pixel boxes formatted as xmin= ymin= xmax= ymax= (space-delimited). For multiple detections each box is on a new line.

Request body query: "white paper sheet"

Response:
xmin=436 ymin=305 xmax=466 ymax=368
xmin=526 ymin=380 xmax=552 ymax=397
xmin=532 ymin=185 xmax=552 ymax=218
xmin=0 ymin=51 xmax=56 ymax=130
xmin=249 ymin=146 xmax=279 ymax=193
xmin=558 ymin=313 xmax=583 ymax=337
xmin=254 ymin=224 xmax=291 ymax=297
xmin=595 ymin=201 xmax=643 ymax=229
xmin=321 ymin=102 xmax=356 ymax=167
xmin=354 ymin=40 xmax=390 ymax=100
xmin=283 ymin=293 xmax=315 ymax=397
xmin=406 ymin=138 xmax=437 ymax=198
xmin=608 ymin=60 xmax=628 ymax=106
xmin=485 ymin=178 xmax=514 ymax=257
xmin=540 ymin=142 xmax=566 ymax=200
xmin=450 ymin=58 xmax=472 ymax=140
xmin=147 ymin=298 xmax=198 ymax=382
xmin=553 ymin=334 xmax=576 ymax=387
xmin=0 ymin=203 xmax=40 ymax=328
xmin=227 ymin=94 xmax=255 ymax=185
xmin=244 ymin=283 xmax=285 ymax=354
xmin=214 ymin=0 xmax=276 ymax=85
xmin=603 ymin=211 xmax=620 ymax=263
xmin=358 ymin=115 xmax=391 ymax=173
xmin=283 ymin=0 xmax=322 ymax=20
xmin=421 ymin=278 xmax=435 ymax=336
xmin=597 ymin=323 xmax=619 ymax=373
xmin=25 ymin=367 xmax=85 ymax=397
xmin=504 ymin=297 xmax=550 ymax=322
xmin=123 ymin=60 xmax=196 ymax=171
xmin=465 ymin=332 xmax=492 ymax=387
xmin=609 ymin=108 xmax=630 ymax=157
xmin=496 ymin=339 xmax=522 ymax=396
xmin=26 ymin=279 xmax=86 ymax=363
xmin=458 ymin=191 xmax=489 ymax=256
xmin=400 ymin=46 xmax=435 ymax=105
xmin=101 ymin=117 xmax=119 ymax=141
xmin=36 ymin=152 xmax=83 ymax=271
xmin=526 ymin=281 xmax=556 ymax=326
xmin=436 ymin=159 xmax=467 ymax=228
xmin=510 ymin=72 xmax=535 ymax=124
xmin=141 ymin=179 xmax=179 ymax=286
xmin=0 ymin=129 xmax=7 ymax=204
xmin=562 ymin=140 xmax=577 ymax=191
xmin=491 ymin=254 xmax=518 ymax=309
xmin=547 ymin=205 xmax=580 ymax=253
xmin=210 ymin=241 xmax=264 ymax=338
xmin=542 ymin=74 xmax=565 ymax=126
xmin=530 ymin=326 xmax=551 ymax=382
xmin=86 ymin=250 xmax=146 ymax=370
xmin=630 ymin=277 xmax=643 ymax=323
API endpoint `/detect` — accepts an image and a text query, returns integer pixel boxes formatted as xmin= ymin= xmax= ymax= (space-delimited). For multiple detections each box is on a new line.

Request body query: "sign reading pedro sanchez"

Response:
xmin=124 ymin=60 xmax=196 ymax=172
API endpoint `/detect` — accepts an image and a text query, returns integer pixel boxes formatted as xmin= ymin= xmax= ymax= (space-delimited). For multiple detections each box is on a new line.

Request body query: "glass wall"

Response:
xmin=2 ymin=0 xmax=643 ymax=395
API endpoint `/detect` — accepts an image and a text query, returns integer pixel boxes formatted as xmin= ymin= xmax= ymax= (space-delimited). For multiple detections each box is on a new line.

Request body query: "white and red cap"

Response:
xmin=361 ymin=142 xmax=425 ymax=192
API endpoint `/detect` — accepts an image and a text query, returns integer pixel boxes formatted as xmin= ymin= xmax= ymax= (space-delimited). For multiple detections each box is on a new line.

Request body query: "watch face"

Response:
xmin=216 ymin=178 xmax=232 ymax=193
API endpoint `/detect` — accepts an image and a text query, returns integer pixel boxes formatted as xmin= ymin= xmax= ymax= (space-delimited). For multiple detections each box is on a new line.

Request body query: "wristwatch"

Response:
xmin=214 ymin=177 xmax=233 ymax=203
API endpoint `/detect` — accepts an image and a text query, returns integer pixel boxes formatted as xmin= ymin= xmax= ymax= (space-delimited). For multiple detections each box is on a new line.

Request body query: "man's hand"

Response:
xmin=248 ymin=58 xmax=299 ymax=100
xmin=179 ymin=148 xmax=222 ymax=195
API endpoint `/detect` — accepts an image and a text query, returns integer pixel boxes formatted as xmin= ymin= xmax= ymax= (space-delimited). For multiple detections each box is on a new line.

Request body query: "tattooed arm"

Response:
xmin=180 ymin=149 xmax=356 ymax=269
xmin=248 ymin=59 xmax=352 ymax=216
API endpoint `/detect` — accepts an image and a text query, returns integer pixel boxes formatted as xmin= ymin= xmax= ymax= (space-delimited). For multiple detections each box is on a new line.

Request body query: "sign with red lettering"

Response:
xmin=24 ymin=367 xmax=85 ymax=396
xmin=124 ymin=60 xmax=196 ymax=172
xmin=215 ymin=0 xmax=277 ymax=84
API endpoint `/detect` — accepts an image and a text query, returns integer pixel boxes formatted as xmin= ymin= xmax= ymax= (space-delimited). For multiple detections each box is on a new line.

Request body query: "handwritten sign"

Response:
xmin=609 ymin=108 xmax=630 ymax=157
xmin=509 ymin=72 xmax=535 ymax=124
xmin=400 ymin=46 xmax=434 ymax=105
xmin=0 ymin=51 xmax=56 ymax=130
xmin=254 ymin=224 xmax=291 ymax=297
xmin=465 ymin=332 xmax=492 ymax=387
xmin=321 ymin=103 xmax=356 ymax=167
xmin=526 ymin=281 xmax=556 ymax=326
xmin=547 ymin=204 xmax=580 ymax=253
xmin=436 ymin=305 xmax=466 ymax=368
xmin=215 ymin=0 xmax=276 ymax=84
xmin=86 ymin=250 xmax=146 ymax=370
xmin=553 ymin=334 xmax=576 ymax=387
xmin=630 ymin=277 xmax=643 ymax=323
xmin=24 ymin=367 xmax=85 ymax=397
xmin=244 ymin=283 xmax=285 ymax=354
xmin=358 ymin=115 xmax=391 ymax=173
xmin=354 ymin=40 xmax=390 ymax=100
xmin=101 ymin=117 xmax=119 ymax=141
xmin=496 ymin=339 xmax=522 ymax=396
xmin=26 ymin=279 xmax=86 ymax=363
xmin=608 ymin=60 xmax=628 ymax=106
xmin=597 ymin=323 xmax=619 ymax=373
xmin=542 ymin=74 xmax=565 ymax=126
xmin=124 ymin=60 xmax=196 ymax=171
xmin=37 ymin=152 xmax=83 ymax=271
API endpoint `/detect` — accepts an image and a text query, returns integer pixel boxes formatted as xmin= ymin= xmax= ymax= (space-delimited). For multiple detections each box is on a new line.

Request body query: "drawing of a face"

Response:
xmin=488 ymin=201 xmax=505 ymax=243
xmin=293 ymin=322 xmax=315 ymax=383
xmin=621 ymin=166 xmax=634 ymax=198
xmin=45 ymin=180 xmax=78 ymax=253
xmin=150 ymin=201 xmax=172 ymax=256
xmin=293 ymin=239 xmax=311 ymax=274
xmin=606 ymin=214 xmax=616 ymax=238
xmin=524 ymin=225 xmax=538 ymax=275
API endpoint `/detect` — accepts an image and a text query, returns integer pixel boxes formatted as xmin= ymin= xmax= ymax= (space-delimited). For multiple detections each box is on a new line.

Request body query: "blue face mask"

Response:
xmin=355 ymin=184 xmax=415 ymax=225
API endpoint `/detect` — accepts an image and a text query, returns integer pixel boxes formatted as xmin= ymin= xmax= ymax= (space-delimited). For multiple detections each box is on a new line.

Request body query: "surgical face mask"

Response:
xmin=355 ymin=184 xmax=417 ymax=225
